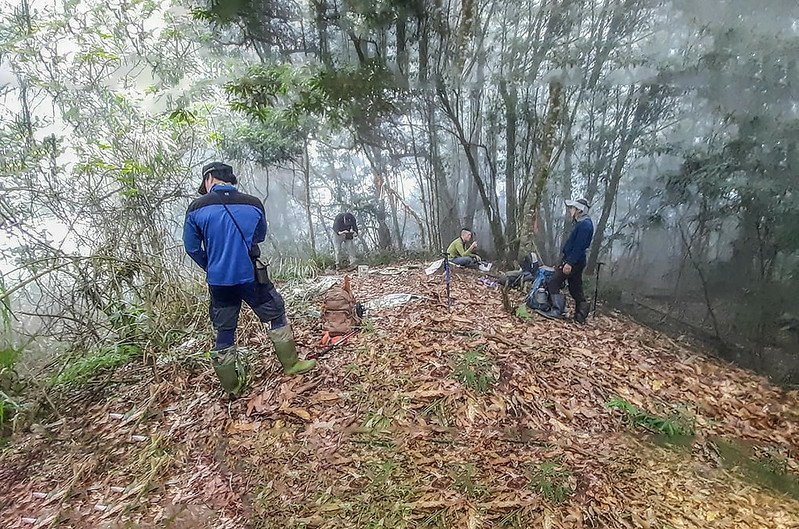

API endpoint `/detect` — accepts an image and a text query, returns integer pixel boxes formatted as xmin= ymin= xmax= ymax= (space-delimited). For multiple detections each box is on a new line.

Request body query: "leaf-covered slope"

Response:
xmin=3 ymin=267 xmax=799 ymax=528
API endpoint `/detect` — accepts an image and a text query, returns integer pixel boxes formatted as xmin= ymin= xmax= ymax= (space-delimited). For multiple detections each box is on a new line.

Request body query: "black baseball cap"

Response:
xmin=198 ymin=162 xmax=237 ymax=195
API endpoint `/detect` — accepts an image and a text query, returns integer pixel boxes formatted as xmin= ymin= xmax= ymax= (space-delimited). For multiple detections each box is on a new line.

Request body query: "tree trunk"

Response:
xmin=499 ymin=80 xmax=519 ymax=258
xmin=360 ymin=143 xmax=394 ymax=250
xmin=302 ymin=140 xmax=317 ymax=256
xmin=396 ymin=13 xmax=408 ymax=81
xmin=313 ymin=0 xmax=332 ymax=67
xmin=388 ymin=193 xmax=404 ymax=251
xmin=518 ymin=81 xmax=563 ymax=260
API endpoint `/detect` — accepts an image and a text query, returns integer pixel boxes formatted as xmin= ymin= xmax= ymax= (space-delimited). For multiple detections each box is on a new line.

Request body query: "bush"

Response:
xmin=607 ymin=396 xmax=695 ymax=440
xmin=529 ymin=459 xmax=573 ymax=504
xmin=452 ymin=347 xmax=497 ymax=394
xmin=51 ymin=344 xmax=142 ymax=387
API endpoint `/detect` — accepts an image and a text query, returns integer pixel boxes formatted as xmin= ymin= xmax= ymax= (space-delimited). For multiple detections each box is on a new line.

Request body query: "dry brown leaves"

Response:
xmin=2 ymin=265 xmax=799 ymax=528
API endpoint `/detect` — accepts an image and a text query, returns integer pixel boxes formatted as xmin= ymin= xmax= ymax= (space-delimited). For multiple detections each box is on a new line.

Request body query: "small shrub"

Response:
xmin=452 ymin=347 xmax=497 ymax=393
xmin=52 ymin=344 xmax=142 ymax=387
xmin=0 ymin=397 xmax=17 ymax=434
xmin=309 ymin=253 xmax=336 ymax=270
xmin=515 ymin=304 xmax=532 ymax=321
xmin=269 ymin=257 xmax=323 ymax=282
xmin=361 ymin=319 xmax=376 ymax=334
xmin=529 ymin=459 xmax=573 ymax=504
xmin=0 ymin=345 xmax=23 ymax=437
xmin=106 ymin=301 xmax=148 ymax=343
xmin=607 ymin=396 xmax=695 ymax=439
xmin=0 ymin=347 xmax=19 ymax=370
xmin=450 ymin=463 xmax=486 ymax=499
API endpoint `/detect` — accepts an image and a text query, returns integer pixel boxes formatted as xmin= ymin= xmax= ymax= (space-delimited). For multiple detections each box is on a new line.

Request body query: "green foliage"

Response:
xmin=106 ymin=301 xmax=148 ymax=342
xmin=452 ymin=347 xmax=497 ymax=394
xmin=361 ymin=319 xmax=376 ymax=335
xmin=0 ymin=281 xmax=22 ymax=437
xmin=190 ymin=0 xmax=255 ymax=24
xmin=268 ymin=257 xmax=323 ymax=282
xmin=358 ymin=409 xmax=395 ymax=448
xmin=167 ymin=108 xmax=198 ymax=126
xmin=0 ymin=347 xmax=19 ymax=371
xmin=529 ymin=459 xmax=573 ymax=504
xmin=366 ymin=460 xmax=400 ymax=490
xmin=607 ymin=397 xmax=695 ymax=440
xmin=52 ymin=344 xmax=142 ymax=387
xmin=515 ymin=304 xmax=532 ymax=321
xmin=224 ymin=60 xmax=402 ymax=163
xmin=0 ymin=385 xmax=19 ymax=438
xmin=360 ymin=250 xmax=399 ymax=267
xmin=0 ymin=348 xmax=21 ymax=434
xmin=309 ymin=253 xmax=336 ymax=270
xmin=450 ymin=463 xmax=486 ymax=499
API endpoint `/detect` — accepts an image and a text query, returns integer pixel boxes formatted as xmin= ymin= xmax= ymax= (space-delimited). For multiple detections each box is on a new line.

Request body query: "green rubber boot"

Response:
xmin=211 ymin=346 xmax=248 ymax=397
xmin=268 ymin=324 xmax=317 ymax=375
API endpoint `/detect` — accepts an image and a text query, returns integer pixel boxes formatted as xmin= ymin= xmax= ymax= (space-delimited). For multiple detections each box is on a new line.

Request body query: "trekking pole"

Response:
xmin=443 ymin=252 xmax=451 ymax=312
xmin=593 ymin=262 xmax=605 ymax=316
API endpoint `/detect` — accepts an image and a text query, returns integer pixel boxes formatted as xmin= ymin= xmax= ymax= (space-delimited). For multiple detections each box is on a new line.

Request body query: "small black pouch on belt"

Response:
xmin=253 ymin=258 xmax=272 ymax=287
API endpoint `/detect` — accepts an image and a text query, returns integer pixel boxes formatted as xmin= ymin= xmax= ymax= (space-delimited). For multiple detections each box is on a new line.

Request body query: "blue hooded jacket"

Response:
xmin=562 ymin=215 xmax=594 ymax=266
xmin=183 ymin=184 xmax=267 ymax=286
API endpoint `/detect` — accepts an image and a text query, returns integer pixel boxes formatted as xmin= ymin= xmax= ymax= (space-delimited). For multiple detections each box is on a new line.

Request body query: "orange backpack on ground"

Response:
xmin=322 ymin=275 xmax=361 ymax=336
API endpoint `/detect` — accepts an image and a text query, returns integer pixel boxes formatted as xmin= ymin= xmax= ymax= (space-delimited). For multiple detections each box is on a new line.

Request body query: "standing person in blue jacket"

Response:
xmin=183 ymin=162 xmax=316 ymax=396
xmin=538 ymin=198 xmax=594 ymax=323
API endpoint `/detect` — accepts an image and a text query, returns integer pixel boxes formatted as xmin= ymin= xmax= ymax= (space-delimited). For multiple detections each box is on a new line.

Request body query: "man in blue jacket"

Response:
xmin=183 ymin=162 xmax=316 ymax=395
xmin=538 ymin=198 xmax=594 ymax=323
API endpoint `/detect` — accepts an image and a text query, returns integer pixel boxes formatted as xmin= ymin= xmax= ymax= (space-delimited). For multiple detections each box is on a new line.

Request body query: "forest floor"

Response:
xmin=2 ymin=264 xmax=799 ymax=528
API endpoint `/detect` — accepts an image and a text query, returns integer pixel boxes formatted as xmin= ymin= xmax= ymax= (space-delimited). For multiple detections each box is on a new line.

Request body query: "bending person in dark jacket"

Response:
xmin=183 ymin=162 xmax=316 ymax=396
xmin=538 ymin=198 xmax=594 ymax=323
xmin=333 ymin=211 xmax=358 ymax=269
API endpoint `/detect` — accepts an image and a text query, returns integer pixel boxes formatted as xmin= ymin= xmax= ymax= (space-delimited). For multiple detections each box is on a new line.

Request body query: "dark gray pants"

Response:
xmin=547 ymin=261 xmax=586 ymax=303
xmin=209 ymin=282 xmax=287 ymax=350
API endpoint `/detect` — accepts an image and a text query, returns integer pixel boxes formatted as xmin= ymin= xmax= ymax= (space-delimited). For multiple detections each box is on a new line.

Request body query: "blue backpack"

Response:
xmin=526 ymin=267 xmax=555 ymax=311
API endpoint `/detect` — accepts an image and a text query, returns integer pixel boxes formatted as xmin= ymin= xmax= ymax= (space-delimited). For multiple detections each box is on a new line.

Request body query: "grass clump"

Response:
xmin=607 ymin=396 xmax=695 ymax=441
xmin=529 ymin=458 xmax=573 ymax=504
xmin=357 ymin=408 xmax=395 ymax=448
xmin=515 ymin=304 xmax=532 ymax=321
xmin=450 ymin=463 xmax=487 ymax=499
xmin=361 ymin=318 xmax=376 ymax=335
xmin=1 ymin=342 xmax=29 ymax=438
xmin=52 ymin=344 xmax=142 ymax=387
xmin=269 ymin=256 xmax=324 ymax=281
xmin=452 ymin=347 xmax=497 ymax=394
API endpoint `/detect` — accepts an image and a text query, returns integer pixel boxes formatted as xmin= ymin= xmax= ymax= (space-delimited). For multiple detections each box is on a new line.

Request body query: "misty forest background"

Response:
xmin=1 ymin=0 xmax=798 ymax=413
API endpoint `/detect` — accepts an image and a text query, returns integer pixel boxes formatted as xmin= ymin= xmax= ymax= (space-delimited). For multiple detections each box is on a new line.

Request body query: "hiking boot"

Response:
xmin=574 ymin=301 xmax=591 ymax=324
xmin=268 ymin=324 xmax=317 ymax=375
xmin=537 ymin=293 xmax=566 ymax=320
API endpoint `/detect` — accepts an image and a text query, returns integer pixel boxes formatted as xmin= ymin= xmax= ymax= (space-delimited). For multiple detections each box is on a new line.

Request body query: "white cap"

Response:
xmin=565 ymin=198 xmax=590 ymax=212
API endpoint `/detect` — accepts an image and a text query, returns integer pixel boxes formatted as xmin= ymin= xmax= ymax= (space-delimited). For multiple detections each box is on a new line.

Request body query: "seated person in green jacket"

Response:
xmin=447 ymin=228 xmax=481 ymax=268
